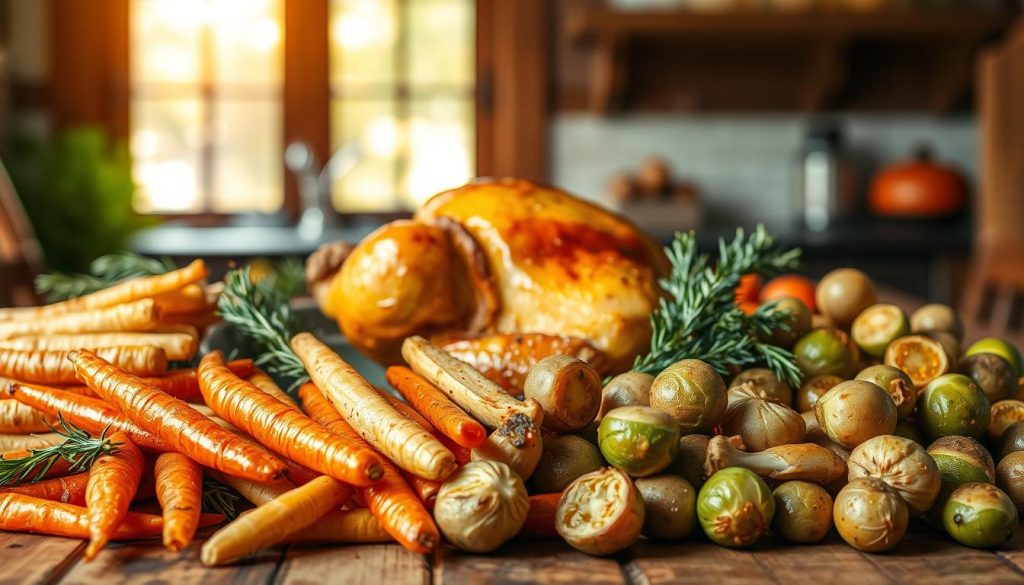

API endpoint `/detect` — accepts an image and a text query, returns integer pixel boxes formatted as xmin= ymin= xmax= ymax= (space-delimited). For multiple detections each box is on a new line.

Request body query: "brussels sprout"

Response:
xmin=697 ymin=467 xmax=774 ymax=547
xmin=765 ymin=296 xmax=812 ymax=347
xmin=636 ymin=475 xmax=697 ymax=541
xmin=771 ymin=481 xmax=833 ymax=543
xmin=794 ymin=328 xmax=860 ymax=379
xmin=848 ymin=435 xmax=940 ymax=517
xmin=852 ymin=304 xmax=910 ymax=358
xmin=996 ymin=451 xmax=1024 ymax=512
xmin=525 ymin=355 xmax=602 ymax=432
xmin=856 ymin=365 xmax=916 ymax=420
xmin=598 ymin=372 xmax=654 ymax=419
xmin=916 ymin=374 xmax=991 ymax=442
xmin=530 ymin=435 xmax=604 ymax=493
xmin=557 ymin=468 xmax=645 ymax=555
xmin=960 ymin=353 xmax=1018 ymax=404
xmin=796 ymin=375 xmax=844 ymax=413
xmin=730 ymin=368 xmax=793 ymax=406
xmin=667 ymin=434 xmax=711 ymax=491
xmin=926 ymin=436 xmax=996 ymax=525
xmin=911 ymin=303 xmax=964 ymax=340
xmin=989 ymin=400 xmax=1024 ymax=443
xmin=815 ymin=268 xmax=877 ymax=330
xmin=885 ymin=335 xmax=950 ymax=389
xmin=834 ymin=477 xmax=908 ymax=552
xmin=650 ymin=359 xmax=728 ymax=434
xmin=599 ymin=406 xmax=679 ymax=477
xmin=434 ymin=461 xmax=529 ymax=553
xmin=814 ymin=380 xmax=897 ymax=449
xmin=1001 ymin=421 xmax=1024 ymax=460
xmin=926 ymin=330 xmax=961 ymax=363
xmin=966 ymin=338 xmax=1023 ymax=377
xmin=943 ymin=483 xmax=1018 ymax=548
xmin=720 ymin=386 xmax=805 ymax=451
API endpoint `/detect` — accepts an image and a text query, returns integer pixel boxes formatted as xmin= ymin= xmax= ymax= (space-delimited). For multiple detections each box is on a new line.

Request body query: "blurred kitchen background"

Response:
xmin=1 ymin=0 xmax=1023 ymax=334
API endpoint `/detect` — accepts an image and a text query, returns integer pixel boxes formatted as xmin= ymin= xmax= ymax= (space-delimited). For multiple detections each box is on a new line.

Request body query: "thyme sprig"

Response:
xmin=633 ymin=226 xmax=803 ymax=387
xmin=0 ymin=414 xmax=120 ymax=486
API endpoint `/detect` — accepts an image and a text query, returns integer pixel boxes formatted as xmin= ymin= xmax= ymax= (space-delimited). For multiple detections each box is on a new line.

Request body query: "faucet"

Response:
xmin=285 ymin=141 xmax=360 ymax=241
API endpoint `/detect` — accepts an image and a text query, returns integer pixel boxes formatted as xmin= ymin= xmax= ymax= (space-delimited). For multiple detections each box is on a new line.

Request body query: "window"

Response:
xmin=128 ymin=0 xmax=474 ymax=214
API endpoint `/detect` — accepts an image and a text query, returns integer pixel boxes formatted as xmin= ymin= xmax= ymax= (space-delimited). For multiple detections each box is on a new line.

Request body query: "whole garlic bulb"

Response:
xmin=434 ymin=460 xmax=529 ymax=552
xmin=720 ymin=385 xmax=805 ymax=451
xmin=847 ymin=434 xmax=940 ymax=517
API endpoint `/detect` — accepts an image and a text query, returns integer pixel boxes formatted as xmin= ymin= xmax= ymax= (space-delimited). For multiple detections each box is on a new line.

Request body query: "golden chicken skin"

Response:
xmin=307 ymin=178 xmax=668 ymax=388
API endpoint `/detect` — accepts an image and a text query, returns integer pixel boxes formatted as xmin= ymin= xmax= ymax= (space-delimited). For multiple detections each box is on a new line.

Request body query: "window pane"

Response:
xmin=212 ymin=0 xmax=283 ymax=85
xmin=403 ymin=97 xmax=473 ymax=207
xmin=331 ymin=99 xmax=399 ymax=212
xmin=131 ymin=0 xmax=203 ymax=84
xmin=131 ymin=98 xmax=203 ymax=212
xmin=330 ymin=0 xmax=397 ymax=87
xmin=409 ymin=0 xmax=474 ymax=87
xmin=211 ymin=99 xmax=283 ymax=213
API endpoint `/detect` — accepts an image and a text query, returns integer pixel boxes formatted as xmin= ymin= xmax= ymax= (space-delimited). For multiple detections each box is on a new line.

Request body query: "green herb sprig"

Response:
xmin=633 ymin=226 xmax=803 ymax=386
xmin=201 ymin=475 xmax=243 ymax=520
xmin=35 ymin=252 xmax=175 ymax=302
xmin=0 ymin=414 xmax=120 ymax=486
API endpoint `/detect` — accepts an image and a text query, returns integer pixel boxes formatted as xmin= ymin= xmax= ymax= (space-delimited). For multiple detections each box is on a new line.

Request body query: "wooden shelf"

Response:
xmin=561 ymin=8 xmax=1014 ymax=114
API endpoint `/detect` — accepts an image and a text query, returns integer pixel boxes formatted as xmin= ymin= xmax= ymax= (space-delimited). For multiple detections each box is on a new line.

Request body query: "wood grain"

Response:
xmin=436 ymin=540 xmax=625 ymax=585
xmin=0 ymin=532 xmax=83 ymax=585
xmin=277 ymin=544 xmax=428 ymax=585
xmin=626 ymin=539 xmax=774 ymax=585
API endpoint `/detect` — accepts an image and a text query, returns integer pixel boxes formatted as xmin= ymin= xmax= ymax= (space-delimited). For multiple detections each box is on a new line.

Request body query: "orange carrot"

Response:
xmin=0 ymin=298 xmax=164 ymax=340
xmin=401 ymin=472 xmax=441 ymax=511
xmin=378 ymin=389 xmax=473 ymax=465
xmin=0 ymin=472 xmax=89 ymax=505
xmin=198 ymin=351 xmax=383 ymax=487
xmin=0 ymin=346 xmax=168 ymax=384
xmin=0 ymin=492 xmax=222 ymax=540
xmin=0 ymin=399 xmax=55 ymax=433
xmin=247 ymin=368 xmax=300 ymax=410
xmin=1 ymin=330 xmax=198 ymax=361
xmin=519 ymin=493 xmax=562 ymax=538
xmin=84 ymin=432 xmax=145 ymax=559
xmin=386 ymin=366 xmax=486 ymax=449
xmin=51 ymin=359 xmax=255 ymax=402
xmin=0 ymin=260 xmax=208 ymax=322
xmin=69 ymin=350 xmax=286 ymax=483
xmin=152 ymin=284 xmax=210 ymax=316
xmin=154 ymin=452 xmax=203 ymax=552
xmin=291 ymin=333 xmax=456 ymax=481
xmin=300 ymin=382 xmax=439 ymax=553
xmin=8 ymin=383 xmax=172 ymax=452
xmin=0 ymin=449 xmax=73 ymax=481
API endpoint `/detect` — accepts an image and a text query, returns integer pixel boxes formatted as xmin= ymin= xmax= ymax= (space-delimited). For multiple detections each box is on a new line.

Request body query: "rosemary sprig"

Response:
xmin=0 ymin=414 xmax=121 ymax=486
xmin=35 ymin=252 xmax=175 ymax=302
xmin=217 ymin=267 xmax=308 ymax=391
xmin=632 ymin=226 xmax=803 ymax=387
xmin=201 ymin=475 xmax=243 ymax=520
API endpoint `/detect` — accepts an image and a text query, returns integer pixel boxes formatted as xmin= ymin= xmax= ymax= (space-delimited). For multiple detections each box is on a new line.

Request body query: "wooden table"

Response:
xmin=6 ymin=521 xmax=1024 ymax=585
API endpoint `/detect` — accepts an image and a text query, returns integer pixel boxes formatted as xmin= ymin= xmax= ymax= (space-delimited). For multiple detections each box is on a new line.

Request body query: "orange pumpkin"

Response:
xmin=869 ymin=149 xmax=968 ymax=218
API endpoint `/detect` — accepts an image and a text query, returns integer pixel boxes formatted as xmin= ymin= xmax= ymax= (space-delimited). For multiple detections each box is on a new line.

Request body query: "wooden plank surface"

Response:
xmin=435 ymin=540 xmax=625 ymax=585
xmin=277 ymin=544 xmax=429 ymax=585
xmin=0 ymin=532 xmax=83 ymax=585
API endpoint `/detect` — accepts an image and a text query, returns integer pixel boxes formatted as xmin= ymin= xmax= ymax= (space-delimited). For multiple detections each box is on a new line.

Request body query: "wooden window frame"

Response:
xmin=47 ymin=0 xmax=548 ymax=222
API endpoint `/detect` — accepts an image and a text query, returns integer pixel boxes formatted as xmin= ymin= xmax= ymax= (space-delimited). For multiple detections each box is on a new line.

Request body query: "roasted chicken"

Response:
xmin=307 ymin=178 xmax=668 ymax=389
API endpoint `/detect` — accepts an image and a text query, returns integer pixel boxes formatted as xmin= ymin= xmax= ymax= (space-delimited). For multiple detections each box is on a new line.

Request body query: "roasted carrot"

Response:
xmin=291 ymin=333 xmax=455 ymax=481
xmin=519 ymin=493 xmax=562 ymax=538
xmin=152 ymin=284 xmax=210 ymax=316
xmin=0 ymin=472 xmax=89 ymax=505
xmin=300 ymin=382 xmax=439 ymax=553
xmin=198 ymin=351 xmax=383 ymax=487
xmin=69 ymin=350 xmax=287 ymax=483
xmin=386 ymin=366 xmax=486 ymax=449
xmin=0 ymin=433 xmax=63 ymax=451
xmin=154 ymin=452 xmax=203 ymax=552
xmin=215 ymin=473 xmax=295 ymax=507
xmin=8 ymin=383 xmax=172 ymax=452
xmin=0 ymin=492 xmax=223 ymax=540
xmin=401 ymin=472 xmax=441 ymax=511
xmin=0 ymin=399 xmax=55 ymax=433
xmin=378 ymin=389 xmax=473 ymax=465
xmin=0 ymin=260 xmax=208 ymax=322
xmin=247 ymin=368 xmax=300 ymax=410
xmin=285 ymin=508 xmax=392 ymax=544
xmin=0 ymin=346 xmax=168 ymax=384
xmin=200 ymin=475 xmax=352 ymax=566
xmin=0 ymin=298 xmax=163 ymax=340
xmin=0 ymin=330 xmax=198 ymax=361
xmin=84 ymin=432 xmax=144 ymax=559
xmin=53 ymin=359 xmax=254 ymax=403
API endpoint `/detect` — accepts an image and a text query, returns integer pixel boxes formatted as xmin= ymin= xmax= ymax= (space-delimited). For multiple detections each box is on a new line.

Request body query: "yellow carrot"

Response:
xmin=286 ymin=508 xmax=392 ymax=544
xmin=0 ymin=433 xmax=64 ymax=451
xmin=0 ymin=299 xmax=162 ymax=340
xmin=247 ymin=368 xmax=300 ymax=410
xmin=0 ymin=346 xmax=168 ymax=384
xmin=200 ymin=475 xmax=352 ymax=566
xmin=290 ymin=333 xmax=456 ymax=481
xmin=0 ymin=400 xmax=55 ymax=434
xmin=1 ymin=330 xmax=198 ymax=361
xmin=214 ymin=472 xmax=295 ymax=507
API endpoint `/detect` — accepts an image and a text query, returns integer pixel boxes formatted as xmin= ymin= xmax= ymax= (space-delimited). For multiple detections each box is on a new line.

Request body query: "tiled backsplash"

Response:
xmin=552 ymin=113 xmax=977 ymax=228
